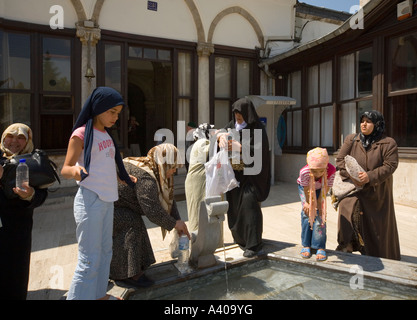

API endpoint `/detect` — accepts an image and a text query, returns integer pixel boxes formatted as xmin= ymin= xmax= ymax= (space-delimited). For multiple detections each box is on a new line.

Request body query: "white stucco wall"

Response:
xmin=393 ymin=159 xmax=417 ymax=207
xmin=1 ymin=0 xmax=297 ymax=50
xmin=1 ymin=0 xmax=78 ymax=29
xmin=98 ymin=0 xmax=197 ymax=42
xmin=0 ymin=1 xmax=4 ymax=17
xmin=193 ymin=0 xmax=296 ymax=48
xmin=297 ymin=18 xmax=341 ymax=44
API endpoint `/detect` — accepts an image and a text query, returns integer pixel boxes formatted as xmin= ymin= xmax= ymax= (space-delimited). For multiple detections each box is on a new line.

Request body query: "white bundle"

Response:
xmin=344 ymin=155 xmax=365 ymax=182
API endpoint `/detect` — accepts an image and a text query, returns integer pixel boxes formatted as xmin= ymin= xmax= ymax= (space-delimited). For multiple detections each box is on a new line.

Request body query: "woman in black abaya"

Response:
xmin=219 ymin=97 xmax=271 ymax=257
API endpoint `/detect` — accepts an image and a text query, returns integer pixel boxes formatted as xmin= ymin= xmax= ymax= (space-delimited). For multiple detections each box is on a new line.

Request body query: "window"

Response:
xmin=103 ymin=43 xmax=123 ymax=146
xmin=178 ymin=52 xmax=192 ymax=126
xmin=389 ymin=32 xmax=417 ymax=92
xmin=43 ymin=38 xmax=71 ymax=92
xmin=40 ymin=36 xmax=73 ymax=150
xmin=340 ymin=100 xmax=372 ymax=145
xmin=214 ymin=56 xmax=232 ymax=128
xmin=339 ymin=48 xmax=373 ymax=145
xmin=237 ymin=59 xmax=251 ymax=98
xmin=178 ymin=50 xmax=196 ymax=160
xmin=388 ymin=31 xmax=417 ymax=148
xmin=307 ymin=61 xmax=333 ymax=147
xmin=388 ymin=94 xmax=417 ymax=147
xmin=1 ymin=22 xmax=79 ymax=151
xmin=212 ymin=54 xmax=256 ymax=129
xmin=286 ymin=70 xmax=302 ymax=147
xmin=340 ymin=48 xmax=373 ymax=101
xmin=0 ymin=31 xmax=31 ymax=134
xmin=128 ymin=46 xmax=171 ymax=62
xmin=105 ymin=44 xmax=122 ymax=93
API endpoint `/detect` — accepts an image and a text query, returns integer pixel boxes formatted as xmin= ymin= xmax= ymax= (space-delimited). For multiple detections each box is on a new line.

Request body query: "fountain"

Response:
xmin=109 ymin=186 xmax=417 ymax=300
xmin=124 ymin=239 xmax=417 ymax=300
xmin=189 ymin=196 xmax=228 ymax=269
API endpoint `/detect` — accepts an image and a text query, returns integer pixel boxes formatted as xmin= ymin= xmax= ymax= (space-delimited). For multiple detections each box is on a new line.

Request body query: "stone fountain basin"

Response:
xmin=109 ymin=240 xmax=417 ymax=300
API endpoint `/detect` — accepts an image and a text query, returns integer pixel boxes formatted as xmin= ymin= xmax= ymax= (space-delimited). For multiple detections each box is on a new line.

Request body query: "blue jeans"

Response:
xmin=298 ymin=184 xmax=326 ymax=250
xmin=67 ymin=186 xmax=114 ymax=300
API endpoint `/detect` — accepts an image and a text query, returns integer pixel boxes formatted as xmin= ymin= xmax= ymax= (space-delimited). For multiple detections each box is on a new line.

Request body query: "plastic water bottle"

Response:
xmin=177 ymin=234 xmax=189 ymax=273
xmin=16 ymin=158 xmax=29 ymax=191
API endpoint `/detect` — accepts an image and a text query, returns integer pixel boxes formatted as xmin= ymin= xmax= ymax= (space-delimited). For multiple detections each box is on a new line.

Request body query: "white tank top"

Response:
xmin=71 ymin=126 xmax=118 ymax=202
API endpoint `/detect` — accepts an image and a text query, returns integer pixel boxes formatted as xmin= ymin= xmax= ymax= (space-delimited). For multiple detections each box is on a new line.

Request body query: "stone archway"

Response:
xmin=184 ymin=0 xmax=206 ymax=43
xmin=69 ymin=0 xmax=105 ymax=24
xmin=207 ymin=6 xmax=264 ymax=49
xmin=69 ymin=0 xmax=87 ymax=22
xmin=90 ymin=0 xmax=105 ymax=24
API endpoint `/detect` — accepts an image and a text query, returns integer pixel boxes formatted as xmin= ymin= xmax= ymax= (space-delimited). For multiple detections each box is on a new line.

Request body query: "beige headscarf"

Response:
xmin=1 ymin=123 xmax=34 ymax=159
xmin=306 ymin=147 xmax=329 ymax=229
xmin=124 ymin=143 xmax=184 ymax=239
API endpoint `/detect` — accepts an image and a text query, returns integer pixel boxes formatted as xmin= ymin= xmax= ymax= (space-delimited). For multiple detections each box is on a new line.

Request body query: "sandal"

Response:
xmin=300 ymin=247 xmax=311 ymax=259
xmin=316 ymin=249 xmax=327 ymax=261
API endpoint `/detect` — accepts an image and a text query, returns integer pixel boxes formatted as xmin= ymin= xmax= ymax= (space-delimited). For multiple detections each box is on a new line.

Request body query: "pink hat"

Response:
xmin=306 ymin=147 xmax=329 ymax=169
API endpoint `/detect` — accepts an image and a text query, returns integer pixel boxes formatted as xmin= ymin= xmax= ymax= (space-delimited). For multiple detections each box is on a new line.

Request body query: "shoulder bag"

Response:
xmin=0 ymin=149 xmax=60 ymax=199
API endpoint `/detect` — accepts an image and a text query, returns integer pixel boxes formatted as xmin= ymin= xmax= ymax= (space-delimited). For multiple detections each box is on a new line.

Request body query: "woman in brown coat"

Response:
xmin=336 ymin=110 xmax=401 ymax=260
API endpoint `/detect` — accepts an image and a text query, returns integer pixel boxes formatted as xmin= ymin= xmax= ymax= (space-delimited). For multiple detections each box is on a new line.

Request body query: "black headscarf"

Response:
xmin=359 ymin=110 xmax=385 ymax=149
xmin=231 ymin=97 xmax=261 ymax=125
xmin=72 ymin=86 xmax=135 ymax=188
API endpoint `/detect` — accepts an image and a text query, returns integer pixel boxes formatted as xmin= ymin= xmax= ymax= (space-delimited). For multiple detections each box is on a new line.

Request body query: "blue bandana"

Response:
xmin=72 ymin=87 xmax=135 ymax=188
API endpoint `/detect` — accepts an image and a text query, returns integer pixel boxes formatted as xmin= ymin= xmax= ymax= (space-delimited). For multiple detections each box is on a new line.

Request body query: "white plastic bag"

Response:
xmin=205 ymin=148 xmax=239 ymax=197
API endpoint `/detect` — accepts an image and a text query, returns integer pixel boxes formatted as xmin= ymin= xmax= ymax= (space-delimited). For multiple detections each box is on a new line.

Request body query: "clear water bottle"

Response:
xmin=16 ymin=158 xmax=29 ymax=191
xmin=177 ymin=234 xmax=189 ymax=273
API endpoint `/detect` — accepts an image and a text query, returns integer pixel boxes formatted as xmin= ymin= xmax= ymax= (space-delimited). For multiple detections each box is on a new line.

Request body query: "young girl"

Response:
xmin=61 ymin=87 xmax=136 ymax=300
xmin=297 ymin=147 xmax=335 ymax=261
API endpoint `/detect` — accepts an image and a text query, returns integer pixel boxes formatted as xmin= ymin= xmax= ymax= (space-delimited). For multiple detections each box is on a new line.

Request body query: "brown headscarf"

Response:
xmin=1 ymin=123 xmax=34 ymax=159
xmin=124 ymin=143 xmax=183 ymax=239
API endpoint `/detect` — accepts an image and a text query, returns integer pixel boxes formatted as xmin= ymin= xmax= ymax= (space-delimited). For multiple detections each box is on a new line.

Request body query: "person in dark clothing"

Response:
xmin=336 ymin=110 xmax=401 ymax=260
xmin=218 ymin=97 xmax=271 ymax=257
xmin=0 ymin=123 xmax=48 ymax=300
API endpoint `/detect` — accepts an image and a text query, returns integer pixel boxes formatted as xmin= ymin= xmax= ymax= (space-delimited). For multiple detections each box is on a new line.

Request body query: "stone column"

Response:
xmin=196 ymin=42 xmax=214 ymax=124
xmin=76 ymin=23 xmax=101 ymax=104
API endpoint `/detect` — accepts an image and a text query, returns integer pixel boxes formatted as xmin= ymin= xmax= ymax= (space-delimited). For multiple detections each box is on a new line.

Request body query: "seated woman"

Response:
xmin=110 ymin=143 xmax=190 ymax=287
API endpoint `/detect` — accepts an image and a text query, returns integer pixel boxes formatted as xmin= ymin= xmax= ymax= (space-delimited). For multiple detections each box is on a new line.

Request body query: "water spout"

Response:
xmin=190 ymin=196 xmax=228 ymax=269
